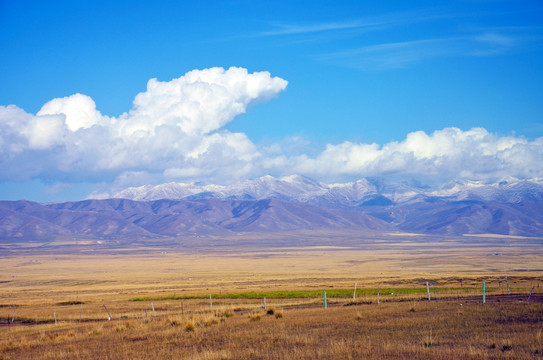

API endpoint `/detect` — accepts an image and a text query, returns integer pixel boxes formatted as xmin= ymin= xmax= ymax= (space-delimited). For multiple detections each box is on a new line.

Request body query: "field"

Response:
xmin=1 ymin=231 xmax=542 ymax=359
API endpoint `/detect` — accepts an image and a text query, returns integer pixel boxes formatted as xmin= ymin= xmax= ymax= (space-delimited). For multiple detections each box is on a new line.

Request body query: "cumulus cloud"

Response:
xmin=290 ymin=127 xmax=543 ymax=182
xmin=37 ymin=93 xmax=107 ymax=131
xmin=118 ymin=67 xmax=287 ymax=136
xmin=1 ymin=66 xmax=543 ymax=196
xmin=0 ymin=67 xmax=287 ymax=183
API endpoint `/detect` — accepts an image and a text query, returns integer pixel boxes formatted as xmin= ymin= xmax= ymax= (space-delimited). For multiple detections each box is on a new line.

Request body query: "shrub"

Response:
xmin=502 ymin=343 xmax=513 ymax=352
xmin=221 ymin=310 xmax=233 ymax=318
xmin=204 ymin=319 xmax=218 ymax=327
xmin=185 ymin=321 xmax=195 ymax=332
xmin=56 ymin=301 xmax=84 ymax=306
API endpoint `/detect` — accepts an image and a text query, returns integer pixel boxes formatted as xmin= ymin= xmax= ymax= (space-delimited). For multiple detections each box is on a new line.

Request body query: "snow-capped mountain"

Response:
xmin=114 ymin=175 xmax=329 ymax=202
xmin=112 ymin=175 xmax=543 ymax=207
xmin=2 ymin=176 xmax=543 ymax=241
xmin=429 ymin=177 xmax=543 ymax=203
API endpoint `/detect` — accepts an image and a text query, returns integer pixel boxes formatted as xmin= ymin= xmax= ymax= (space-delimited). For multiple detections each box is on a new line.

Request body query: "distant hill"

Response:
xmin=361 ymin=200 xmax=543 ymax=236
xmin=0 ymin=198 xmax=393 ymax=241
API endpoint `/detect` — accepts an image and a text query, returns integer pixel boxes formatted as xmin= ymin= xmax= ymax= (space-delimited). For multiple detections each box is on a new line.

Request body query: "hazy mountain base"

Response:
xmin=1 ymin=197 xmax=543 ymax=243
xmin=361 ymin=200 xmax=543 ymax=236
xmin=0 ymin=198 xmax=392 ymax=242
xmin=1 ymin=229 xmax=542 ymax=303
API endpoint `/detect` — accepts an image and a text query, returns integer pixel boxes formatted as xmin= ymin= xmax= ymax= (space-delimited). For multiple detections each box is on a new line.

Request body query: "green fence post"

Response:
xmin=483 ymin=282 xmax=486 ymax=304
xmin=324 ymin=291 xmax=327 ymax=309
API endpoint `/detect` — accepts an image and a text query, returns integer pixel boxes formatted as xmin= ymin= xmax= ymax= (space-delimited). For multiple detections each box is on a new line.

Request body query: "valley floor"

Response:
xmin=1 ymin=232 xmax=542 ymax=359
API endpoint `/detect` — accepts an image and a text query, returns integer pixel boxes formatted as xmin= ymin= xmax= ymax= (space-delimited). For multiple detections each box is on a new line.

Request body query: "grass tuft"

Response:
xmin=502 ymin=341 xmax=513 ymax=352
xmin=184 ymin=321 xmax=195 ymax=332
xmin=56 ymin=301 xmax=84 ymax=306
xmin=204 ymin=318 xmax=218 ymax=327
xmin=221 ymin=310 xmax=233 ymax=318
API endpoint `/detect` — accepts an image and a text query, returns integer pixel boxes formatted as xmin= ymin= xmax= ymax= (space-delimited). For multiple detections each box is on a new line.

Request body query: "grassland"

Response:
xmin=1 ymin=231 xmax=542 ymax=359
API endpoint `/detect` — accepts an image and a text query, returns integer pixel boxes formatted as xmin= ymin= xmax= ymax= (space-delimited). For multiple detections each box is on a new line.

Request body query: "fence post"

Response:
xmin=151 ymin=302 xmax=156 ymax=317
xmin=426 ymin=282 xmax=431 ymax=301
xmin=11 ymin=305 xmax=16 ymax=324
xmin=483 ymin=282 xmax=486 ymax=304
xmin=103 ymin=305 xmax=112 ymax=320
xmin=324 ymin=291 xmax=327 ymax=309
xmin=353 ymin=282 xmax=357 ymax=302
xmin=505 ymin=269 xmax=510 ymax=295
xmin=527 ymin=286 xmax=535 ymax=302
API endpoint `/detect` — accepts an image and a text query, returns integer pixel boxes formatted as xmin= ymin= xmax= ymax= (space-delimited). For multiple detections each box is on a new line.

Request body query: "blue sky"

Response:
xmin=1 ymin=0 xmax=543 ymax=201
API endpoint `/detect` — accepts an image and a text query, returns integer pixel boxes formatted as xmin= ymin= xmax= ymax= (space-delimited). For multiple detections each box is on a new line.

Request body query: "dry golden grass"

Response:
xmin=1 ymin=300 xmax=542 ymax=359
xmin=1 ymin=232 xmax=542 ymax=359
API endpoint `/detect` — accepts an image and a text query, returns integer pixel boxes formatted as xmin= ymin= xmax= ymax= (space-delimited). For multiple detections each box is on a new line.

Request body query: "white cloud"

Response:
xmin=117 ymin=67 xmax=287 ymax=136
xmin=37 ymin=93 xmax=107 ymax=131
xmin=0 ymin=67 xmax=287 ymax=183
xmin=22 ymin=114 xmax=67 ymax=150
xmin=290 ymin=127 xmax=543 ymax=182
xmin=317 ymin=29 xmax=532 ymax=71
xmin=1 ymin=66 xmax=543 ymax=195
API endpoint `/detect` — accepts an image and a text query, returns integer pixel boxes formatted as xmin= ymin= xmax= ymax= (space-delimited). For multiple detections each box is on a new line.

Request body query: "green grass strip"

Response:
xmin=129 ymin=287 xmax=473 ymax=302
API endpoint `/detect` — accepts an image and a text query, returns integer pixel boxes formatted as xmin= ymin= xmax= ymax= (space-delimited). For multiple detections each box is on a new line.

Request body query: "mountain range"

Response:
xmin=0 ymin=198 xmax=392 ymax=241
xmin=113 ymin=175 xmax=543 ymax=207
xmin=1 ymin=175 xmax=543 ymax=242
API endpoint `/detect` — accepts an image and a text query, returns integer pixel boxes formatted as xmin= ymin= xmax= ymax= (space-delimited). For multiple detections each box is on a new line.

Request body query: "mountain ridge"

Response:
xmin=111 ymin=175 xmax=543 ymax=207
xmin=0 ymin=198 xmax=393 ymax=241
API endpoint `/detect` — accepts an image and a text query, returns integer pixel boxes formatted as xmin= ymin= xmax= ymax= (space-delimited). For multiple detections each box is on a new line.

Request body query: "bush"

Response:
xmin=221 ymin=310 xmax=233 ymax=318
xmin=185 ymin=321 xmax=195 ymax=332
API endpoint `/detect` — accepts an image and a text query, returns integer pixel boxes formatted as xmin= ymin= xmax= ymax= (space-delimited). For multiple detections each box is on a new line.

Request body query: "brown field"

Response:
xmin=1 ymin=231 xmax=542 ymax=359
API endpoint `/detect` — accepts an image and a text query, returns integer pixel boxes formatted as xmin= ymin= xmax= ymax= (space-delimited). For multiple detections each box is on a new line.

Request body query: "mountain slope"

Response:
xmin=361 ymin=200 xmax=543 ymax=237
xmin=0 ymin=198 xmax=393 ymax=241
